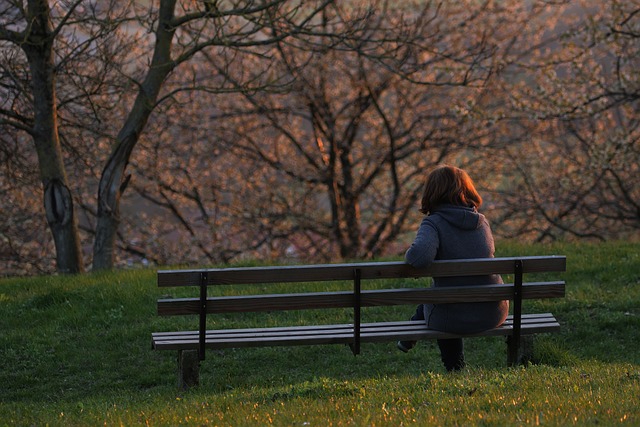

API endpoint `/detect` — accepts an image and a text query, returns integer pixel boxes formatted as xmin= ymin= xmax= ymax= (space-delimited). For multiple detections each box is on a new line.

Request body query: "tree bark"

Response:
xmin=25 ymin=0 xmax=84 ymax=274
xmin=92 ymin=0 xmax=178 ymax=270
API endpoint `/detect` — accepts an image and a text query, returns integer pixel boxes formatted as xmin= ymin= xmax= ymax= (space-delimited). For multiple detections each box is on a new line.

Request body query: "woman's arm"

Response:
xmin=404 ymin=217 xmax=439 ymax=268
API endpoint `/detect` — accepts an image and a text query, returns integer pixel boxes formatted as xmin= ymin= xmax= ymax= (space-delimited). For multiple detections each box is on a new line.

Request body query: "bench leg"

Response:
xmin=506 ymin=335 xmax=534 ymax=366
xmin=178 ymin=349 xmax=200 ymax=389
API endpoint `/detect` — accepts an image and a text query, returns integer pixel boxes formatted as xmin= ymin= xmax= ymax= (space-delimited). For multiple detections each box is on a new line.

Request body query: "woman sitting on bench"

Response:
xmin=398 ymin=165 xmax=509 ymax=372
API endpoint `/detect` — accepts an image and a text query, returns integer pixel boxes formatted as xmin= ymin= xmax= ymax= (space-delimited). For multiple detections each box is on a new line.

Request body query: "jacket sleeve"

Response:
xmin=404 ymin=216 xmax=439 ymax=268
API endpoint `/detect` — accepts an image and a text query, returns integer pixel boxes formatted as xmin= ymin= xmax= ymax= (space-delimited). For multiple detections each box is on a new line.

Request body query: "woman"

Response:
xmin=398 ymin=165 xmax=508 ymax=371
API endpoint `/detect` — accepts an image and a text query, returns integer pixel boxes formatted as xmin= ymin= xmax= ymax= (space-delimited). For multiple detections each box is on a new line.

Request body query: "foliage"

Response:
xmin=1 ymin=1 xmax=639 ymax=275
xmin=0 ymin=241 xmax=638 ymax=425
xmin=490 ymin=0 xmax=640 ymax=242
xmin=0 ymin=0 xmax=356 ymax=274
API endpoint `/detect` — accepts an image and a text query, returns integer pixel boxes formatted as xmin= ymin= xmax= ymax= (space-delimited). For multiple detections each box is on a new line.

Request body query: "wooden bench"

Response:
xmin=152 ymin=256 xmax=566 ymax=388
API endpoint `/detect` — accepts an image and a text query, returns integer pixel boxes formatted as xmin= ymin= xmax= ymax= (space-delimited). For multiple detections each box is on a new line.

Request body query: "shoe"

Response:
xmin=397 ymin=340 xmax=415 ymax=353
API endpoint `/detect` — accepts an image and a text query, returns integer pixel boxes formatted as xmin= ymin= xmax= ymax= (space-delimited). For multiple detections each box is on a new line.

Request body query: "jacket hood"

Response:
xmin=431 ymin=204 xmax=481 ymax=230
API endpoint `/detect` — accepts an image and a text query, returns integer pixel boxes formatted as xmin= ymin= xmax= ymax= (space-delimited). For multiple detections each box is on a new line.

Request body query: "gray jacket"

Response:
xmin=405 ymin=204 xmax=509 ymax=334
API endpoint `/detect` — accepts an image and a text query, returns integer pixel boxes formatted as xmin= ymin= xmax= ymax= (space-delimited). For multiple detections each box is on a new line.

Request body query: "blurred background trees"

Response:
xmin=1 ymin=0 xmax=638 ymax=275
xmin=490 ymin=0 xmax=640 ymax=241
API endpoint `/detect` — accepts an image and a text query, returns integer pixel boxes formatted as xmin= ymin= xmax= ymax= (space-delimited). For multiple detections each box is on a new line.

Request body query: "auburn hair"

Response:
xmin=420 ymin=165 xmax=482 ymax=215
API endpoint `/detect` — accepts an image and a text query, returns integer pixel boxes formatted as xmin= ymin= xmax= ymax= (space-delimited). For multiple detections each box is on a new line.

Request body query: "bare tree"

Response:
xmin=96 ymin=1 xmax=514 ymax=265
xmin=1 ymin=0 xmax=341 ymax=273
xmin=0 ymin=0 xmax=135 ymax=272
xmin=186 ymin=1 xmax=523 ymax=260
xmin=494 ymin=1 xmax=640 ymax=241
xmin=6 ymin=1 xmax=636 ymax=274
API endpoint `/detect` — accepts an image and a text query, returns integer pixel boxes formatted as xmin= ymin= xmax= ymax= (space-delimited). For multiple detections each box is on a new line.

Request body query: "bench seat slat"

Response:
xmin=152 ymin=314 xmax=559 ymax=341
xmin=152 ymin=313 xmax=559 ymax=350
xmin=153 ymin=318 xmax=560 ymax=344
xmin=157 ymin=281 xmax=565 ymax=316
xmin=152 ymin=312 xmax=558 ymax=340
xmin=158 ymin=256 xmax=566 ymax=287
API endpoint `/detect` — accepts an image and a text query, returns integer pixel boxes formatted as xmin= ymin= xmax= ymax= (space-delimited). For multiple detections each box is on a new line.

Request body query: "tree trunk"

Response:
xmin=92 ymin=0 xmax=178 ymax=270
xmin=26 ymin=0 xmax=84 ymax=274
xmin=340 ymin=147 xmax=361 ymax=260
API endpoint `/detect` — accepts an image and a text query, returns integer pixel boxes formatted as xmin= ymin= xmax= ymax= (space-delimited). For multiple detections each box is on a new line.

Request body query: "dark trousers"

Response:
xmin=410 ymin=304 xmax=465 ymax=372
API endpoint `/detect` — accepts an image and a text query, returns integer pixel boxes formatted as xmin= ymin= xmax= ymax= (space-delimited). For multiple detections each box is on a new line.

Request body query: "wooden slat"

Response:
xmin=152 ymin=322 xmax=351 ymax=339
xmin=154 ymin=328 xmax=354 ymax=349
xmin=157 ymin=281 xmax=565 ymax=316
xmin=361 ymin=281 xmax=564 ymax=307
xmin=366 ymin=315 xmax=560 ymax=342
xmin=158 ymin=291 xmax=352 ymax=316
xmin=157 ymin=256 xmax=566 ymax=287
xmin=152 ymin=314 xmax=558 ymax=341
xmin=152 ymin=313 xmax=559 ymax=350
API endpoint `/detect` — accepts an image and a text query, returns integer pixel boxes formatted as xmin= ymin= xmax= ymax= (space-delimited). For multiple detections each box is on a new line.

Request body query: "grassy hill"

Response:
xmin=1 ymin=241 xmax=638 ymax=426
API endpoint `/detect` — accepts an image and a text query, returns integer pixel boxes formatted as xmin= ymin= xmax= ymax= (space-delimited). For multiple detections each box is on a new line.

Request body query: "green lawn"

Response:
xmin=1 ymin=241 xmax=638 ymax=426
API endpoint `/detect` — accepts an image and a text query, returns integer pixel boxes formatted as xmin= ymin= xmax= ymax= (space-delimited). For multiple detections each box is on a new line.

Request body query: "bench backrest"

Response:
xmin=157 ymin=256 xmax=566 ymax=316
xmin=158 ymin=256 xmax=565 ymax=286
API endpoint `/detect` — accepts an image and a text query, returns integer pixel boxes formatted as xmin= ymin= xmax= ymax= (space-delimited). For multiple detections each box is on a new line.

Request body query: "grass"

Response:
xmin=0 ymin=241 xmax=639 ymax=426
